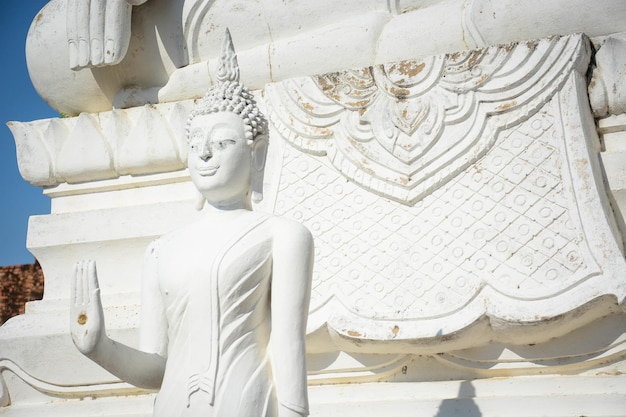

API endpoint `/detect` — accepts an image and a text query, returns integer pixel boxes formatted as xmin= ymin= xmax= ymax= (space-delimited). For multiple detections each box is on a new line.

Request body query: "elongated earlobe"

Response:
xmin=251 ymin=136 xmax=268 ymax=203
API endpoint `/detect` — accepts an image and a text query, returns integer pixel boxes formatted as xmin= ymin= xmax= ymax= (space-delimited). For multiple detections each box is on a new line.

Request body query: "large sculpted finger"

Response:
xmin=75 ymin=0 xmax=92 ymax=68
xmin=66 ymin=0 xmax=81 ymax=69
xmin=89 ymin=0 xmax=107 ymax=66
xmin=126 ymin=0 xmax=149 ymax=5
xmin=104 ymin=0 xmax=133 ymax=65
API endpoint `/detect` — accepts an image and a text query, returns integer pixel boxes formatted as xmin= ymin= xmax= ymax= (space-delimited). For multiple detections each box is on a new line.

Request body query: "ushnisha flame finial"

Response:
xmin=216 ymin=28 xmax=240 ymax=84
xmin=186 ymin=29 xmax=267 ymax=141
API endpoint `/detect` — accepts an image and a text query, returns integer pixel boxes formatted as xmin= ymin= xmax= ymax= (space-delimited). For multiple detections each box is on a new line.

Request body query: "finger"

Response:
xmin=89 ymin=0 xmax=106 ymax=66
xmin=82 ymin=261 xmax=90 ymax=303
xmin=126 ymin=0 xmax=148 ymax=6
xmin=76 ymin=0 xmax=91 ymax=68
xmin=67 ymin=0 xmax=79 ymax=69
xmin=76 ymin=261 xmax=85 ymax=305
xmin=104 ymin=0 xmax=133 ymax=65
xmin=87 ymin=260 xmax=100 ymax=298
xmin=71 ymin=262 xmax=79 ymax=305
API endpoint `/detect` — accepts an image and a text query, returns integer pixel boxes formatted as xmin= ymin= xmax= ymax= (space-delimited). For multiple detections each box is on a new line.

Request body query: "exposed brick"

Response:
xmin=0 ymin=261 xmax=44 ymax=325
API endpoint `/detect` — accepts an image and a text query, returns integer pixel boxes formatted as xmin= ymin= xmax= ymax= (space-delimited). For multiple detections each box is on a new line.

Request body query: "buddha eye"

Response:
xmin=212 ymin=139 xmax=236 ymax=151
xmin=189 ymin=141 xmax=201 ymax=153
xmin=189 ymin=130 xmax=204 ymax=153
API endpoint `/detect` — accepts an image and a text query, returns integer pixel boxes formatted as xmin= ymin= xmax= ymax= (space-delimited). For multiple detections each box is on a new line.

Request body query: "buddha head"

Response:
xmin=186 ymin=30 xmax=268 ymax=209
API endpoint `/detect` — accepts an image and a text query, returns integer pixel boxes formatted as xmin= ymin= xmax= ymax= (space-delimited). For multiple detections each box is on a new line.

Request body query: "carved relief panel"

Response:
xmin=264 ymin=34 xmax=626 ymax=348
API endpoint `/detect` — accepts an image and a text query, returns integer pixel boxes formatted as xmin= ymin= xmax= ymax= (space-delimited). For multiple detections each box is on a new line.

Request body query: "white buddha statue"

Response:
xmin=70 ymin=30 xmax=313 ymax=417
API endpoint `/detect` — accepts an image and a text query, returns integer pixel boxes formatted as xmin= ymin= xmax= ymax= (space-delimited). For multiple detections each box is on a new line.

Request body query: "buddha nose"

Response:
xmin=199 ymin=141 xmax=213 ymax=160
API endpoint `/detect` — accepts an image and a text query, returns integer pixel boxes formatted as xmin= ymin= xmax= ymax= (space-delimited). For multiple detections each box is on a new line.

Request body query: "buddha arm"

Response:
xmin=70 ymin=241 xmax=167 ymax=390
xmin=270 ymin=220 xmax=314 ymax=417
xmin=86 ymin=335 xmax=166 ymax=390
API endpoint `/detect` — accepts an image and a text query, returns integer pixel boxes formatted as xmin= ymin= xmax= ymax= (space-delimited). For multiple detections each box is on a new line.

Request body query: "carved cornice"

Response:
xmin=8 ymin=102 xmax=193 ymax=187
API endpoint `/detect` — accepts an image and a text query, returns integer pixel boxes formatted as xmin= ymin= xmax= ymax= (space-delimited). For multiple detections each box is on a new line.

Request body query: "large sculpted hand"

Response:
xmin=66 ymin=0 xmax=150 ymax=69
xmin=70 ymin=260 xmax=106 ymax=356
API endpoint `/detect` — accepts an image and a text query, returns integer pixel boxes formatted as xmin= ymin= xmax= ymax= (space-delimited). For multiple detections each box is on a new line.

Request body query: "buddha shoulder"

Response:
xmin=267 ymin=216 xmax=314 ymax=251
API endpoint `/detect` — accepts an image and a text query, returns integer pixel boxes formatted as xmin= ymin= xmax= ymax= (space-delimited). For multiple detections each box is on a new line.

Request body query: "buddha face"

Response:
xmin=187 ymin=112 xmax=253 ymax=207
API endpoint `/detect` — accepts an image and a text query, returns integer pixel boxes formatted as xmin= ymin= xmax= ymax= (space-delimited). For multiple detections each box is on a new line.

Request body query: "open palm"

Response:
xmin=70 ymin=260 xmax=105 ymax=355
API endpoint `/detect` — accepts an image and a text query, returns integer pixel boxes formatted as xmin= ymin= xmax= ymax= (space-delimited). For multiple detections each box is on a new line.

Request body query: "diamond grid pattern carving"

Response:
xmin=274 ymin=108 xmax=596 ymax=320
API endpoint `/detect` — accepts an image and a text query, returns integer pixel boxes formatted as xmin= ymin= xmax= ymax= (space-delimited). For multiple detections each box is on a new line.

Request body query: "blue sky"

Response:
xmin=1 ymin=1 xmax=58 ymax=266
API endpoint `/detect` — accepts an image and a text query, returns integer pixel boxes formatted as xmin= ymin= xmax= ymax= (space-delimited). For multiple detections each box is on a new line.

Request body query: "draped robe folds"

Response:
xmin=139 ymin=213 xmax=308 ymax=417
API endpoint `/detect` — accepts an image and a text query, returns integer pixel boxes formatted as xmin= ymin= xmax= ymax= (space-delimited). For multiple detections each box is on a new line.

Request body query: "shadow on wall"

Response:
xmin=434 ymin=380 xmax=482 ymax=417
